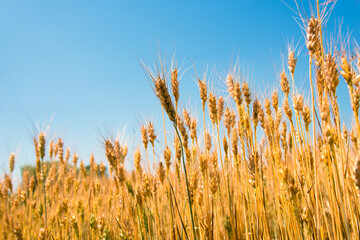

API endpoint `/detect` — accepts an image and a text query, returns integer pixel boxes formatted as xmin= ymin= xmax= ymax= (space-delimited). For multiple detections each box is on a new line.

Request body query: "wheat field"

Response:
xmin=1 ymin=1 xmax=360 ymax=239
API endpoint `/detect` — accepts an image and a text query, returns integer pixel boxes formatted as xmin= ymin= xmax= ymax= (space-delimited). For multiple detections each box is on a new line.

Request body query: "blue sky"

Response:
xmin=1 ymin=1 xmax=359 ymax=181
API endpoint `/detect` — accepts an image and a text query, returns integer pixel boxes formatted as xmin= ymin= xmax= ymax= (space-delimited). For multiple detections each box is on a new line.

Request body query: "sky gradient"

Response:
xmin=1 ymin=0 xmax=360 ymax=182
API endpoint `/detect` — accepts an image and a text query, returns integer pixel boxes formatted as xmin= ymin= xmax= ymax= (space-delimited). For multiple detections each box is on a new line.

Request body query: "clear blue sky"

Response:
xmin=1 ymin=1 xmax=359 ymax=182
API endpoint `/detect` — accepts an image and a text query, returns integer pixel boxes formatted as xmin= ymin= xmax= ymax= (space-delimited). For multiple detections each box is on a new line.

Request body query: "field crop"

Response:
xmin=1 ymin=1 xmax=360 ymax=239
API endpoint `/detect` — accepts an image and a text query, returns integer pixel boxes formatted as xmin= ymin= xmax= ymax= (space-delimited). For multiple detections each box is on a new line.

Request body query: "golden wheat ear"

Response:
xmin=171 ymin=67 xmax=179 ymax=108
xmin=154 ymin=77 xmax=177 ymax=124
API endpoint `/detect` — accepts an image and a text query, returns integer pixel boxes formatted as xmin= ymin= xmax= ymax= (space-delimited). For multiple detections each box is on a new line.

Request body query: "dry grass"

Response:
xmin=1 ymin=1 xmax=360 ymax=239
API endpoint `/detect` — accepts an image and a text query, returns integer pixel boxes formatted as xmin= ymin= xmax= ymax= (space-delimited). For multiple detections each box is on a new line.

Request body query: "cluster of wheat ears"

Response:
xmin=1 ymin=1 xmax=360 ymax=239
